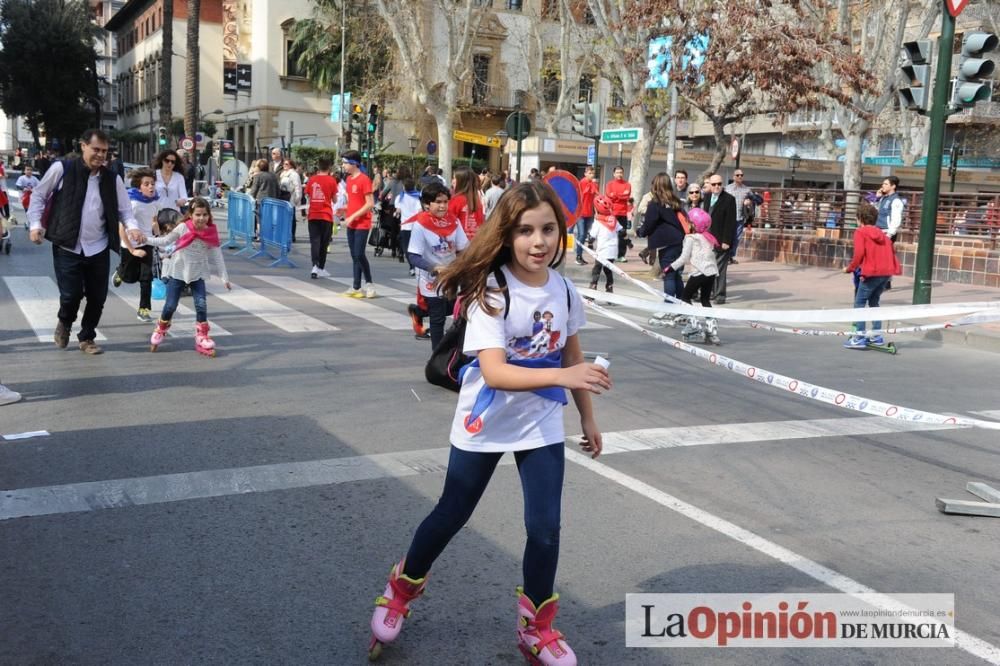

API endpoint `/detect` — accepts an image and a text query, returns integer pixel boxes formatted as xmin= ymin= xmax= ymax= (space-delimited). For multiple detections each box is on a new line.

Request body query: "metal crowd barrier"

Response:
xmin=226 ymin=191 xmax=256 ymax=256
xmin=251 ymin=197 xmax=296 ymax=268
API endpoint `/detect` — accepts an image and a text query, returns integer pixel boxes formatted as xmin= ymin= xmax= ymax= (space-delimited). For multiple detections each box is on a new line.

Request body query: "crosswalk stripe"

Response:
xmin=109 ymin=283 xmax=231 ymax=337
xmin=0 ymin=416 xmax=962 ymax=521
xmin=969 ymin=410 xmax=1000 ymax=420
xmin=328 ymin=277 xmax=410 ymax=298
xmin=206 ymin=280 xmax=337 ymax=333
xmin=255 ymin=275 xmax=410 ymax=330
xmin=3 ymin=276 xmax=108 ymax=342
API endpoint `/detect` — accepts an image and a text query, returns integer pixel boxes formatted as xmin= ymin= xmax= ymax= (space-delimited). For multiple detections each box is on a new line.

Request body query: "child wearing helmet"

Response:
xmin=587 ymin=194 xmax=621 ymax=294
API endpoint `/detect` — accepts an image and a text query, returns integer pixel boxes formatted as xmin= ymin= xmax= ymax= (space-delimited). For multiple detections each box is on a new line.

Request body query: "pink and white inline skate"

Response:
xmin=149 ymin=319 xmax=171 ymax=352
xmin=194 ymin=322 xmax=216 ymax=357
xmin=516 ymin=586 xmax=576 ymax=665
xmin=368 ymin=559 xmax=427 ymax=661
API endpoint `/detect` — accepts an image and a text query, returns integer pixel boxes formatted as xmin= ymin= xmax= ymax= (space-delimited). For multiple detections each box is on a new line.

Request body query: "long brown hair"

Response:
xmin=650 ymin=172 xmax=682 ymax=211
xmin=437 ymin=181 xmax=567 ymax=319
xmin=452 ymin=166 xmax=480 ymax=213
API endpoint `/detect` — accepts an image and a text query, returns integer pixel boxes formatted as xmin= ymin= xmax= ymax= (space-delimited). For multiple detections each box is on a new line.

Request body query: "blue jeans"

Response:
xmin=346 ymin=227 xmax=372 ymax=289
xmin=853 ymin=275 xmax=889 ymax=334
xmin=574 ymin=216 xmax=593 ymax=259
xmin=404 ymin=443 xmax=565 ymax=605
xmin=160 ymin=278 xmax=207 ymax=323
xmin=52 ymin=245 xmax=110 ymax=342
xmin=425 ymin=296 xmax=453 ymax=351
xmin=658 ymin=244 xmax=684 ymax=299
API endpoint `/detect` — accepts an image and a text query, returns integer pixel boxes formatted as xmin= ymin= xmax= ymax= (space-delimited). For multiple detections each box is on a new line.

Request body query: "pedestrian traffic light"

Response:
xmin=898 ymin=40 xmax=932 ymax=112
xmin=157 ymin=126 xmax=168 ymax=146
xmin=571 ymin=102 xmax=590 ymax=136
xmin=954 ymin=32 xmax=998 ymax=108
xmin=350 ymin=104 xmax=363 ymax=134
xmin=367 ymin=104 xmax=378 ymax=135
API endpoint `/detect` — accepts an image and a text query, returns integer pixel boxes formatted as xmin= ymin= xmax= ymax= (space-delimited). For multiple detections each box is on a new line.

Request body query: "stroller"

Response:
xmin=0 ymin=190 xmax=11 ymax=255
xmin=370 ymin=198 xmax=401 ymax=258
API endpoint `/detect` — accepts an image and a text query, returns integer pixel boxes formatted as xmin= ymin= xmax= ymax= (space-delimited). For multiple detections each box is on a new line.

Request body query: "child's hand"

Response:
xmin=663 ymin=264 xmax=673 ymax=275
xmin=132 ymin=248 xmax=146 ymax=258
xmin=561 ymin=363 xmax=612 ymax=394
xmin=224 ymin=281 xmax=232 ymax=291
xmin=578 ymin=418 xmax=603 ymax=459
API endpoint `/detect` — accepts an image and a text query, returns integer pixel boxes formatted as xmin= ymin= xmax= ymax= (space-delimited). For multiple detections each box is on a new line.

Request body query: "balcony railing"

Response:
xmin=460 ymin=82 xmax=518 ymax=110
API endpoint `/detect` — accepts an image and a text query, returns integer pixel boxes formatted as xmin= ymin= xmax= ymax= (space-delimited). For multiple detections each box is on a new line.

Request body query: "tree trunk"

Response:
xmin=842 ymin=124 xmax=866 ymax=191
xmin=159 ymin=0 xmax=173 ymax=143
xmin=184 ymin=0 xmax=201 ymax=140
xmin=626 ymin=106 xmax=655 ymax=205
xmin=434 ymin=112 xmax=454 ymax=183
xmin=704 ymin=117 xmax=729 ymax=181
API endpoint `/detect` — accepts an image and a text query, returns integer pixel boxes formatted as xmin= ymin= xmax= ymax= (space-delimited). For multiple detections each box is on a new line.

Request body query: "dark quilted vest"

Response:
xmin=44 ymin=158 xmax=121 ymax=252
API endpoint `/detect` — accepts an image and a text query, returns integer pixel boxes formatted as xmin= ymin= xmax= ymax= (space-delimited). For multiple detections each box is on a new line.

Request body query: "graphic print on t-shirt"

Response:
xmin=508 ymin=310 xmax=563 ymax=360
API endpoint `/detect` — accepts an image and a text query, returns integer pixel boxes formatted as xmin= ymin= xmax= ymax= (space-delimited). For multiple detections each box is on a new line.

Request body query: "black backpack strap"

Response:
xmin=493 ymin=267 xmax=511 ymax=320
xmin=563 ymin=277 xmax=572 ymax=312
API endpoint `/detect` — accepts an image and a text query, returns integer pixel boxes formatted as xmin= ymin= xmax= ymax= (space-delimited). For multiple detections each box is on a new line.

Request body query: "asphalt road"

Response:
xmin=2 ymin=219 xmax=999 ymax=665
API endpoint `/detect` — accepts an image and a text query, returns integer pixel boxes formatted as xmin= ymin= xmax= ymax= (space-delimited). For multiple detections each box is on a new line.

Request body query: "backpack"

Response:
xmin=424 ymin=269 xmax=572 ymax=392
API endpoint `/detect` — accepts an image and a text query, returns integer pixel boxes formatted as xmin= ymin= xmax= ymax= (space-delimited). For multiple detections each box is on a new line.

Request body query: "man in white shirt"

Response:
xmin=29 ymin=129 xmax=141 ymax=355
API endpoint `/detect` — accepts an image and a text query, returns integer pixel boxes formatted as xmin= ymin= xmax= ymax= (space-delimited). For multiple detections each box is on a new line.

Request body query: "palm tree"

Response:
xmin=183 ymin=0 xmax=200 ymax=140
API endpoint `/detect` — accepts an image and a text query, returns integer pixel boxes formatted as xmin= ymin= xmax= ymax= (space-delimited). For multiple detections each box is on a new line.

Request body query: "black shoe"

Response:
xmin=729 ymin=258 xmax=739 ymax=265
xmin=716 ymin=297 xmax=726 ymax=304
xmin=414 ymin=330 xmax=431 ymax=340
xmin=575 ymin=257 xmax=586 ymax=266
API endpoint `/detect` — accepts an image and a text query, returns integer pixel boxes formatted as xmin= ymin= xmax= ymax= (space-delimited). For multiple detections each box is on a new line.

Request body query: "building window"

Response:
xmin=472 ymin=54 xmax=490 ymax=105
xmin=578 ymin=74 xmax=593 ymax=102
xmin=285 ymin=39 xmax=305 ymax=78
xmin=878 ymin=135 xmax=903 ymax=158
xmin=506 ymin=0 xmax=522 ymax=10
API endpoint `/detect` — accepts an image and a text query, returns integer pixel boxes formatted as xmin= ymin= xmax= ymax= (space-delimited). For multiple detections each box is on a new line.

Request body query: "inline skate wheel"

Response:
xmin=368 ymin=636 xmax=383 ymax=661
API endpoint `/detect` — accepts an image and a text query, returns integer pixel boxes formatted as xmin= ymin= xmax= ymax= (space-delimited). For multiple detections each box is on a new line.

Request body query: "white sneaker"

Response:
xmin=310 ymin=265 xmax=319 ymax=279
xmin=409 ymin=268 xmax=416 ymax=276
xmin=316 ymin=268 xmax=331 ymax=278
xmin=0 ymin=384 xmax=23 ymax=406
xmin=363 ymin=284 xmax=377 ymax=299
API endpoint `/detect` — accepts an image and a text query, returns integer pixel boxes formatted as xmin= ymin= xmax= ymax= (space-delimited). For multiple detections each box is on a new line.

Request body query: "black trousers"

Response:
xmin=52 ymin=245 xmax=111 ymax=342
xmin=682 ymin=273 xmax=715 ymax=307
xmin=308 ymin=220 xmax=334 ymax=269
xmin=711 ymin=249 xmax=729 ymax=300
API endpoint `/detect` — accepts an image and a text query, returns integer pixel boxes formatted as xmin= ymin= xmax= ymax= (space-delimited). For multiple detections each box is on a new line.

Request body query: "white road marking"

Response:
xmin=969 ymin=410 xmax=1000 ymax=421
xmin=255 ymin=275 xmax=409 ymax=330
xmin=3 ymin=277 xmax=107 ymax=342
xmin=564 ymin=448 xmax=1000 ymax=665
xmin=109 ymin=282 xmax=231 ymax=337
xmin=0 ymin=416 xmax=957 ymax=521
xmin=2 ymin=431 xmax=50 ymax=441
xmin=206 ymin=280 xmax=337 ymax=332
xmin=328 ymin=277 xmax=410 ymax=298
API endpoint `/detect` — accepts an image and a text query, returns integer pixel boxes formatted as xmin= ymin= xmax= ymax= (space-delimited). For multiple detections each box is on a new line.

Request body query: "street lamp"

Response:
xmin=494 ymin=129 xmax=509 ymax=176
xmin=787 ymin=153 xmax=801 ymax=187
xmin=408 ymin=134 xmax=418 ymax=170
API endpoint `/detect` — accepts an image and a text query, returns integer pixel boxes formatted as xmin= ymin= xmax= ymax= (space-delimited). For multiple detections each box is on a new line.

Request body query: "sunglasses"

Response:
xmin=735 ymin=173 xmax=744 ymax=177
xmin=709 ymin=182 xmax=723 ymax=187
xmin=688 ymin=190 xmax=701 ymax=195
xmin=164 ymin=158 xmax=176 ymax=164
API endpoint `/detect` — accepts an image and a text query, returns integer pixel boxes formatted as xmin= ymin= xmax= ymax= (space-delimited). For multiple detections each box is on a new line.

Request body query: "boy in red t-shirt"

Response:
xmin=342 ymin=150 xmax=376 ymax=298
xmin=604 ymin=166 xmax=632 ymax=261
xmin=306 ymin=157 xmax=339 ymax=279
xmin=575 ymin=165 xmax=599 ymax=265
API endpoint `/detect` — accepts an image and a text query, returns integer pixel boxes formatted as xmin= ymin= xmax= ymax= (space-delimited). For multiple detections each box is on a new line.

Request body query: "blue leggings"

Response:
xmin=346 ymin=227 xmax=372 ymax=289
xmin=403 ymin=443 xmax=565 ymax=605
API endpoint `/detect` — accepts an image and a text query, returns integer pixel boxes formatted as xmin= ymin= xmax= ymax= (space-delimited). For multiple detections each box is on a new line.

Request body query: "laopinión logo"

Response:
xmin=625 ymin=593 xmax=954 ymax=648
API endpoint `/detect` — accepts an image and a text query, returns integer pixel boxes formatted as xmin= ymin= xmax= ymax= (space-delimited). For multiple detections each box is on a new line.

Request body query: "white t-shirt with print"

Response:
xmin=408 ymin=222 xmax=469 ymax=298
xmin=450 ymin=266 xmax=586 ymax=453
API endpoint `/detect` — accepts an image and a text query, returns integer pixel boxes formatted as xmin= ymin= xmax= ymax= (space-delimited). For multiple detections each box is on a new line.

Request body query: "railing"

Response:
xmin=753 ymin=188 xmax=1000 ymax=249
xmin=459 ymin=82 xmax=518 ymax=110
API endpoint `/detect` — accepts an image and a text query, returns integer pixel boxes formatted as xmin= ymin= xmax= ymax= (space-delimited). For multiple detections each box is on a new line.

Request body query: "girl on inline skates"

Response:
xmin=666 ymin=207 xmax=721 ymax=345
xmin=142 ymin=197 xmax=230 ymax=356
xmin=367 ymin=181 xmax=611 ymax=665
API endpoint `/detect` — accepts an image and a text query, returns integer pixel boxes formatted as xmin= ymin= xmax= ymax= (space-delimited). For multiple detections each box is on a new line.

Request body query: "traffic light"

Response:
xmin=157 ymin=126 xmax=167 ymax=146
xmin=571 ymin=101 xmax=591 ymax=136
xmin=350 ymin=104 xmax=363 ymax=132
xmin=898 ymin=40 xmax=932 ymax=112
xmin=367 ymin=104 xmax=378 ymax=135
xmin=954 ymin=32 xmax=998 ymax=108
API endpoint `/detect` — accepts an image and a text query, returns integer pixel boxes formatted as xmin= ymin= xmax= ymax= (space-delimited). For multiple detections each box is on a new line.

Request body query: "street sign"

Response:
xmin=452 ymin=130 xmax=502 ymax=148
xmin=600 ymin=128 xmax=642 ymax=143
xmin=946 ymin=0 xmax=970 ymax=17
xmin=180 ymin=137 xmax=195 ymax=151
xmin=505 ymin=112 xmax=531 ymax=140
xmin=330 ymin=92 xmax=351 ymax=122
xmin=730 ymin=137 xmax=740 ymax=160
xmin=587 ymin=144 xmax=596 ymax=165
xmin=426 ymin=140 xmax=437 ymax=155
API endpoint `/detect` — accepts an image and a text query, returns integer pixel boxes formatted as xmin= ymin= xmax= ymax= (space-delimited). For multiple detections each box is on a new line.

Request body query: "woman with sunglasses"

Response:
xmin=684 ymin=185 xmax=702 ymax=213
xmin=154 ymin=149 xmax=189 ymax=212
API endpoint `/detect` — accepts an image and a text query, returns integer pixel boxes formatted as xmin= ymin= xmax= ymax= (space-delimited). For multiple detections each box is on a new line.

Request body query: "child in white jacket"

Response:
xmin=587 ymin=195 xmax=621 ymax=293
xmin=667 ymin=207 xmax=721 ymax=344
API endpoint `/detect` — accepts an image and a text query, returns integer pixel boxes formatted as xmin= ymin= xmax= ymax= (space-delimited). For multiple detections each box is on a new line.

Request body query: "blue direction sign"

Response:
xmin=587 ymin=144 xmax=596 ymax=165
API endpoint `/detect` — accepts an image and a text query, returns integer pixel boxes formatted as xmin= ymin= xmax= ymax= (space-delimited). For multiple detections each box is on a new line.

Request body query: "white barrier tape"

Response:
xmin=583 ymin=299 xmax=1000 ymax=431
xmin=578 ymin=243 xmax=1000 ymax=323
xmin=735 ymin=311 xmax=1000 ymax=337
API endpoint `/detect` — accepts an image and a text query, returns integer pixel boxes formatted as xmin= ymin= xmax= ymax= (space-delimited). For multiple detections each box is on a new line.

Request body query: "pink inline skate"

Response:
xmin=368 ymin=559 xmax=427 ymax=661
xmin=194 ymin=322 xmax=215 ymax=357
xmin=149 ymin=319 xmax=171 ymax=352
xmin=516 ymin=586 xmax=576 ymax=665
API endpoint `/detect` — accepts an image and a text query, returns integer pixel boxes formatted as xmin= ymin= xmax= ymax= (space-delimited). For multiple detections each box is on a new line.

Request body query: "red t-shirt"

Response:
xmin=605 ymin=179 xmax=631 ymax=217
xmin=449 ymin=192 xmax=485 ymax=240
xmin=306 ymin=173 xmax=339 ymax=222
xmin=579 ymin=178 xmax=599 ymax=217
xmin=346 ymin=172 xmax=373 ymax=230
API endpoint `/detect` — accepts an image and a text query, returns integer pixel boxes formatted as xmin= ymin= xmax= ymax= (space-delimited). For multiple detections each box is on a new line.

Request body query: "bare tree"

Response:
xmin=184 ymin=0 xmax=201 ymax=141
xmin=373 ymin=0 xmax=488 ymax=181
